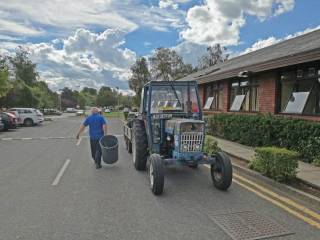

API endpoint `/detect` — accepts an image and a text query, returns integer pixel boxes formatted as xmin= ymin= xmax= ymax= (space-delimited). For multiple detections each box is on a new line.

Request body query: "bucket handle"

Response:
xmin=101 ymin=143 xmax=118 ymax=150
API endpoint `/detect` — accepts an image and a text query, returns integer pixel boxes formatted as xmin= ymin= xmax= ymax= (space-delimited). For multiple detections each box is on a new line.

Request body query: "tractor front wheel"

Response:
xmin=132 ymin=120 xmax=148 ymax=170
xmin=149 ymin=154 xmax=164 ymax=195
xmin=211 ymin=152 xmax=232 ymax=190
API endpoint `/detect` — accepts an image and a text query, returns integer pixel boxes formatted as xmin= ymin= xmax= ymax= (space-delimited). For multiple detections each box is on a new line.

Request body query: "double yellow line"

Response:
xmin=233 ymin=173 xmax=320 ymax=229
xmin=204 ymin=165 xmax=320 ymax=229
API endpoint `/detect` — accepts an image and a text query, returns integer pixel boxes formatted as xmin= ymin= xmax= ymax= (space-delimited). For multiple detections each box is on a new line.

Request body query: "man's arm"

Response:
xmin=76 ymin=124 xmax=86 ymax=139
xmin=103 ymin=124 xmax=108 ymax=136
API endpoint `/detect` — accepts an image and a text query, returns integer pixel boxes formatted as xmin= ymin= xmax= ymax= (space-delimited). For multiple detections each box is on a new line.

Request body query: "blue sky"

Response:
xmin=0 ymin=0 xmax=319 ymax=93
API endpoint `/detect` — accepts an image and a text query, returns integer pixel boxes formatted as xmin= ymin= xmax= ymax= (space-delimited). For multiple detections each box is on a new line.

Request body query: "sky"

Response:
xmin=0 ymin=0 xmax=319 ymax=94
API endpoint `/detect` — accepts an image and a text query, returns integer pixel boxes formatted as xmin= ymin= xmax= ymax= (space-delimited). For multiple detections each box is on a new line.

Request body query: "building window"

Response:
xmin=280 ymin=67 xmax=320 ymax=115
xmin=229 ymin=79 xmax=259 ymax=112
xmin=203 ymin=82 xmax=223 ymax=110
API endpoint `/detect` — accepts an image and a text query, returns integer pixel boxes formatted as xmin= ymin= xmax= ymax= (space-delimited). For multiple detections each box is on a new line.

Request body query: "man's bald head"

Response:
xmin=91 ymin=107 xmax=100 ymax=114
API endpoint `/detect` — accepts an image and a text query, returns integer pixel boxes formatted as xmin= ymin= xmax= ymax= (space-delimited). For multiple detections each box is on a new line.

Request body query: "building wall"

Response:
xmin=257 ymin=72 xmax=277 ymax=114
xmin=200 ymin=70 xmax=320 ymax=122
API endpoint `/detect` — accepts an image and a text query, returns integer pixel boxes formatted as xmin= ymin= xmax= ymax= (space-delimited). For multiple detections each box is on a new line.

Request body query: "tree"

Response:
xmin=32 ymin=81 xmax=58 ymax=109
xmin=198 ymin=44 xmax=229 ymax=70
xmin=11 ymin=47 xmax=39 ymax=85
xmin=96 ymin=86 xmax=116 ymax=107
xmin=0 ymin=57 xmax=11 ymax=98
xmin=149 ymin=48 xmax=194 ymax=81
xmin=129 ymin=57 xmax=150 ymax=96
xmin=80 ymin=87 xmax=97 ymax=106
xmin=61 ymin=87 xmax=78 ymax=108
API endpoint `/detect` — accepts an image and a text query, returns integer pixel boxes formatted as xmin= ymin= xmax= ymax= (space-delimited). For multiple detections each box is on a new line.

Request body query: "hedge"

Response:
xmin=206 ymin=114 xmax=320 ymax=163
xmin=203 ymin=135 xmax=221 ymax=155
xmin=249 ymin=147 xmax=299 ymax=182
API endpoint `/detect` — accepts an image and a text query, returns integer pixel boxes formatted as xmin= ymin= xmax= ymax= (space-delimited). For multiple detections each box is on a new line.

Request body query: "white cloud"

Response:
xmin=25 ymin=28 xmax=136 ymax=91
xmin=242 ymin=37 xmax=281 ymax=54
xmin=159 ymin=0 xmax=179 ymax=10
xmin=0 ymin=0 xmax=137 ymax=35
xmin=159 ymin=0 xmax=192 ymax=10
xmin=241 ymin=25 xmax=320 ymax=55
xmin=180 ymin=0 xmax=295 ymax=46
xmin=0 ymin=18 xmax=43 ymax=36
xmin=173 ymin=41 xmax=207 ymax=66
xmin=0 ymin=0 xmax=187 ymax=37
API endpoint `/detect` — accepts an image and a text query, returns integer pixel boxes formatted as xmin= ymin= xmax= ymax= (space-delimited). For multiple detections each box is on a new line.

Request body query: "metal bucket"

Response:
xmin=99 ymin=135 xmax=118 ymax=164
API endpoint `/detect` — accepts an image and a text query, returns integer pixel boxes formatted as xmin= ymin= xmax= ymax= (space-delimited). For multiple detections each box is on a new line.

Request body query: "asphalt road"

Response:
xmin=0 ymin=116 xmax=319 ymax=240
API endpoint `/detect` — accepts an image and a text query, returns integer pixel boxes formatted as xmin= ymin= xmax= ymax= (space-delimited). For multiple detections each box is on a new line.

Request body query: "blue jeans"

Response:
xmin=90 ymin=139 xmax=102 ymax=166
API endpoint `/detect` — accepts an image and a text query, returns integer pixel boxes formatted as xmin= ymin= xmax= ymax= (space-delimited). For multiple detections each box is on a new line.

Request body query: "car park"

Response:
xmin=8 ymin=108 xmax=44 ymax=127
xmin=104 ymin=108 xmax=111 ymax=113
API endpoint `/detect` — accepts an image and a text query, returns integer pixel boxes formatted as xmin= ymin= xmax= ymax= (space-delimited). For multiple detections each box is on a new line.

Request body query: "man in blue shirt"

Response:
xmin=76 ymin=107 xmax=107 ymax=169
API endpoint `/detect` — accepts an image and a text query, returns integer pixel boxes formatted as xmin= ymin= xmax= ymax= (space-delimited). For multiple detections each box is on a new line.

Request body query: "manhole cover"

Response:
xmin=210 ymin=211 xmax=293 ymax=240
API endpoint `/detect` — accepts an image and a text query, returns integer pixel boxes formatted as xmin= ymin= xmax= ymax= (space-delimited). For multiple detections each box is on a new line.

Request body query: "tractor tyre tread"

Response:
xmin=150 ymin=154 xmax=164 ymax=195
xmin=132 ymin=120 xmax=148 ymax=170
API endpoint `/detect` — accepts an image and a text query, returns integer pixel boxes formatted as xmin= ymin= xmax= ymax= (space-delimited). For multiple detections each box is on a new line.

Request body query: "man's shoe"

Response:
xmin=96 ymin=164 xmax=102 ymax=169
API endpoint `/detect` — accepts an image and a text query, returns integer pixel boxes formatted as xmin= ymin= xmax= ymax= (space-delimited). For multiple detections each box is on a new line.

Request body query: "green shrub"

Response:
xmin=203 ymin=135 xmax=221 ymax=155
xmin=249 ymin=147 xmax=299 ymax=182
xmin=313 ymin=158 xmax=320 ymax=167
xmin=206 ymin=114 xmax=320 ymax=163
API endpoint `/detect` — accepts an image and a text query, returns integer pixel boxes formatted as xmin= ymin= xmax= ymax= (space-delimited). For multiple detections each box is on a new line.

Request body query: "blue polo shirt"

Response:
xmin=83 ymin=113 xmax=107 ymax=140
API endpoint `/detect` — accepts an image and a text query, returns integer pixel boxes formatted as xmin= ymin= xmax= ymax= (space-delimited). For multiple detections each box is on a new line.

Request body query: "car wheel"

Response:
xmin=24 ymin=118 xmax=34 ymax=127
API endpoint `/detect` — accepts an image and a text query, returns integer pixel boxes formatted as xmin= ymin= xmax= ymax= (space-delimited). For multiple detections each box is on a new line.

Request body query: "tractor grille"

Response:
xmin=180 ymin=132 xmax=204 ymax=152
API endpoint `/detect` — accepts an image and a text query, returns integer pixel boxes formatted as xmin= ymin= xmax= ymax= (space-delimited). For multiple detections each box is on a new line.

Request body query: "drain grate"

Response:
xmin=210 ymin=211 xmax=293 ymax=240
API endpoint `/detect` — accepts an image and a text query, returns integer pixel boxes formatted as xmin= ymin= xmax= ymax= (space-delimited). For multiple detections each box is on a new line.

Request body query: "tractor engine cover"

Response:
xmin=165 ymin=118 xmax=205 ymax=155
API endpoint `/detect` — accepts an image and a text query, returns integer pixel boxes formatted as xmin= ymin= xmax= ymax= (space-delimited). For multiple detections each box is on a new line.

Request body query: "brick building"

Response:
xmin=179 ymin=29 xmax=320 ymax=121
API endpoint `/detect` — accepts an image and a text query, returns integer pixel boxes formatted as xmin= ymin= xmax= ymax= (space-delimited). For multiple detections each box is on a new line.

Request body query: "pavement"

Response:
xmin=0 ymin=117 xmax=320 ymax=240
xmin=212 ymin=136 xmax=320 ymax=189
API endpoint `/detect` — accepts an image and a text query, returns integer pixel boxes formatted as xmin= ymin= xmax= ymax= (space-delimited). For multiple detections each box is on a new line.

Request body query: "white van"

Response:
xmin=8 ymin=108 xmax=44 ymax=126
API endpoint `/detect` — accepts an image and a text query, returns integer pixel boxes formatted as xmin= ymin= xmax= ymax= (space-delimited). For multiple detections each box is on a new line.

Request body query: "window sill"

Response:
xmin=228 ymin=110 xmax=259 ymax=114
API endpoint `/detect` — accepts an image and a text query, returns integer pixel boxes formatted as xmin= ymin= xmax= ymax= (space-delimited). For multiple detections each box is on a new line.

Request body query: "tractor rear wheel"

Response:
xmin=132 ymin=120 xmax=148 ymax=170
xmin=211 ymin=151 xmax=232 ymax=190
xmin=149 ymin=154 xmax=164 ymax=195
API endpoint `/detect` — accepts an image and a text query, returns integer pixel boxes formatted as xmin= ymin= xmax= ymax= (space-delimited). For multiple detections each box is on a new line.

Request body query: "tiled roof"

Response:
xmin=179 ymin=29 xmax=320 ymax=84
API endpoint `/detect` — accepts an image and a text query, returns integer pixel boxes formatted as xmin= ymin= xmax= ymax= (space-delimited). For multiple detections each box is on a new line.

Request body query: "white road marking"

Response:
xmin=1 ymin=138 xmax=13 ymax=141
xmin=52 ymin=159 xmax=71 ymax=186
xmin=21 ymin=137 xmax=32 ymax=140
xmin=76 ymin=137 xmax=82 ymax=146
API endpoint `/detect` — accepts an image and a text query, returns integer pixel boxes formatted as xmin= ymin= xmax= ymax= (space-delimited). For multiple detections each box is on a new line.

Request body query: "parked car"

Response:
xmin=43 ymin=109 xmax=62 ymax=116
xmin=76 ymin=109 xmax=85 ymax=116
xmin=8 ymin=108 xmax=43 ymax=126
xmin=66 ymin=108 xmax=77 ymax=113
xmin=104 ymin=108 xmax=111 ymax=113
xmin=0 ymin=117 xmax=4 ymax=131
xmin=7 ymin=110 xmax=22 ymax=125
xmin=0 ymin=112 xmax=18 ymax=130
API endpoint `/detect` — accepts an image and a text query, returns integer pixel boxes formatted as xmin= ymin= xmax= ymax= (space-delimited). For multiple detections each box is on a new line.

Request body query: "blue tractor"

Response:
xmin=123 ymin=80 xmax=232 ymax=195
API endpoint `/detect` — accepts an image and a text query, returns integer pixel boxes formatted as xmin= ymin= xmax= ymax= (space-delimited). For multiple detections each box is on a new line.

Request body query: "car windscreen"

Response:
xmin=150 ymin=85 xmax=200 ymax=113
